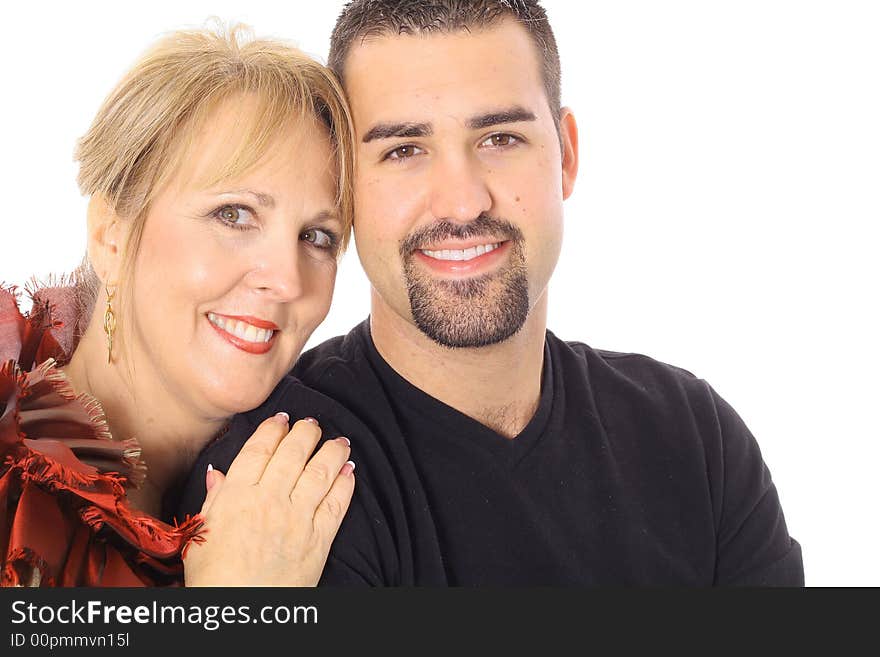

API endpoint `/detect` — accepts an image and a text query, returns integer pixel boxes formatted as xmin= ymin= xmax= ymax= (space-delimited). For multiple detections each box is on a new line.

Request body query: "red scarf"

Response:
xmin=0 ymin=283 xmax=203 ymax=586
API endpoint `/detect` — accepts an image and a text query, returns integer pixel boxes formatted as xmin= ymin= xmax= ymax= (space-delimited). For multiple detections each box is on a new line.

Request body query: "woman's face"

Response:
xmin=125 ymin=103 xmax=341 ymax=419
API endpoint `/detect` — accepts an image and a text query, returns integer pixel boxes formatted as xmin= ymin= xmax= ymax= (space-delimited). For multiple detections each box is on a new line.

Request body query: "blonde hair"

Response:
xmin=74 ymin=23 xmax=354 ymax=347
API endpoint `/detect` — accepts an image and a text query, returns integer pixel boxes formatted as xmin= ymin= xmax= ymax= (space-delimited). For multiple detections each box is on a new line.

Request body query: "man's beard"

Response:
xmin=400 ymin=215 xmax=529 ymax=349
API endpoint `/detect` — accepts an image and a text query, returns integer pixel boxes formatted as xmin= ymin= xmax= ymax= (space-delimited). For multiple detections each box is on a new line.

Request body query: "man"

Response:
xmin=179 ymin=0 xmax=803 ymax=585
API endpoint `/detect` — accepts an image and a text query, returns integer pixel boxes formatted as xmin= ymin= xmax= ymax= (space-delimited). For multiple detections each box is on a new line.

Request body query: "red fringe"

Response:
xmin=15 ymin=355 xmax=147 ymax=487
xmin=7 ymin=451 xmax=127 ymax=496
xmin=1 ymin=283 xmax=200 ymax=586
xmin=79 ymin=506 xmax=205 ymax=560
xmin=2 ymin=547 xmax=55 ymax=587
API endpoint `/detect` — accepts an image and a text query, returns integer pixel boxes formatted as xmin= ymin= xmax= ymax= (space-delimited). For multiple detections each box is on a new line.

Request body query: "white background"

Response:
xmin=3 ymin=1 xmax=877 ymax=586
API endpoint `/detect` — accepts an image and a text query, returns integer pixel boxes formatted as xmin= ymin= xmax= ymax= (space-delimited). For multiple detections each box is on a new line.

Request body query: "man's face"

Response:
xmin=345 ymin=18 xmax=577 ymax=348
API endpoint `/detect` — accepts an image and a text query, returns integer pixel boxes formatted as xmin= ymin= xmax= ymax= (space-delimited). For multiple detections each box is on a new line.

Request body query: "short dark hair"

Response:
xmin=328 ymin=0 xmax=561 ymax=122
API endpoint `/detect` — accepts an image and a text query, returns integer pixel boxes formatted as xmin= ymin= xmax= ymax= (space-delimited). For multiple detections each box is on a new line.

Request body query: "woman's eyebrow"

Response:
xmin=216 ymin=189 xmax=277 ymax=208
xmin=311 ymin=209 xmax=341 ymax=223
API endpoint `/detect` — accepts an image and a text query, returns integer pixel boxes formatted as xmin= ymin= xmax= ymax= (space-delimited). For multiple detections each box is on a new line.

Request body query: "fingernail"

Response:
xmin=303 ymin=416 xmax=319 ymax=425
xmin=275 ymin=411 xmax=290 ymax=423
xmin=338 ymin=436 xmax=351 ymax=446
xmin=341 ymin=460 xmax=356 ymax=476
xmin=207 ymin=463 xmax=214 ymax=473
xmin=206 ymin=463 xmax=214 ymax=489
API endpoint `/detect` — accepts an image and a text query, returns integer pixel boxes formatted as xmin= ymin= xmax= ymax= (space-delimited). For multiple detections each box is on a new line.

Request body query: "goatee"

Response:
xmin=400 ymin=215 xmax=529 ymax=349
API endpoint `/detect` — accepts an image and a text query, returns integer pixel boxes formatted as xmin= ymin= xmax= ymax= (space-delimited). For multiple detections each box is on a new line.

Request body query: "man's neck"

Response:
xmin=369 ymin=289 xmax=548 ymax=439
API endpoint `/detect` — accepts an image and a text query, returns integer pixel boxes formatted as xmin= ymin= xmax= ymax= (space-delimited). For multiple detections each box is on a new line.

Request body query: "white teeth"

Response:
xmin=421 ymin=242 xmax=500 ymax=261
xmin=209 ymin=313 xmax=227 ymax=331
xmin=207 ymin=312 xmax=274 ymax=343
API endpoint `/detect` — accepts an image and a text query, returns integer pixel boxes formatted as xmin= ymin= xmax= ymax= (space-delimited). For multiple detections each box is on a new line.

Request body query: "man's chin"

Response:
xmin=402 ymin=230 xmax=530 ymax=349
xmin=415 ymin=314 xmax=527 ymax=349
xmin=408 ymin=279 xmax=529 ymax=349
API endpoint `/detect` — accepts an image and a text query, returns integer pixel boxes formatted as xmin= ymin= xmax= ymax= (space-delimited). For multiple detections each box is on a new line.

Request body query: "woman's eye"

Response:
xmin=301 ymin=228 xmax=335 ymax=249
xmin=214 ymin=204 xmax=255 ymax=228
xmin=385 ymin=144 xmax=424 ymax=161
xmin=481 ymin=133 xmax=520 ymax=148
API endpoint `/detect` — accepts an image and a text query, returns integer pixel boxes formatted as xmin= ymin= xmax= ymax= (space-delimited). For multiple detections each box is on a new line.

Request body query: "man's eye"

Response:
xmin=214 ymin=204 xmax=256 ymax=229
xmin=385 ymin=144 xmax=424 ymax=161
xmin=481 ymin=133 xmax=520 ymax=148
xmin=301 ymin=228 xmax=336 ymax=249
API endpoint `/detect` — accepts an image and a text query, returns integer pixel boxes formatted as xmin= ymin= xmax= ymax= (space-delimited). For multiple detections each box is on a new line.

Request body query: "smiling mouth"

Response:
xmin=418 ymin=241 xmax=505 ymax=262
xmin=207 ymin=313 xmax=279 ymax=353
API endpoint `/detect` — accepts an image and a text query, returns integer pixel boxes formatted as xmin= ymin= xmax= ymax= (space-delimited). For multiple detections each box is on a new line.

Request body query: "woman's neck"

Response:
xmin=63 ymin=321 xmax=227 ymax=516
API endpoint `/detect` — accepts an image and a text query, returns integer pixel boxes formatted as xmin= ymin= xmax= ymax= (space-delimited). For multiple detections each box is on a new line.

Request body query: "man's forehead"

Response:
xmin=342 ymin=20 xmax=546 ymax=125
xmin=343 ymin=20 xmax=541 ymax=90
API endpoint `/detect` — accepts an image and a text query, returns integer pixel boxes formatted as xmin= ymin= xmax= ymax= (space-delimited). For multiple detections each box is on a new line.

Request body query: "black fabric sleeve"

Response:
xmin=318 ymin=488 xmax=389 ymax=586
xmin=709 ymin=387 xmax=804 ymax=586
xmin=173 ymin=378 xmax=398 ymax=586
xmin=311 ymin=416 xmax=407 ymax=587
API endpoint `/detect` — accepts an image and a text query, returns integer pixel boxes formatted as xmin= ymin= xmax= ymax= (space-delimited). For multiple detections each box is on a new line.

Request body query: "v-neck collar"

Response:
xmin=358 ymin=320 xmax=555 ymax=469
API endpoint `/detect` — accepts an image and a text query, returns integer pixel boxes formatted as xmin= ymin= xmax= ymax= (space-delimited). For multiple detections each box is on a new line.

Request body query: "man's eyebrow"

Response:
xmin=360 ymin=107 xmax=535 ymax=142
xmin=466 ymin=107 xmax=537 ymax=130
xmin=362 ymin=122 xmax=433 ymax=143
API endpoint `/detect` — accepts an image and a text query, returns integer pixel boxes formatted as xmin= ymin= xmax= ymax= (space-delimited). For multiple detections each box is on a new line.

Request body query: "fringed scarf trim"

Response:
xmin=0 ymin=283 xmax=203 ymax=587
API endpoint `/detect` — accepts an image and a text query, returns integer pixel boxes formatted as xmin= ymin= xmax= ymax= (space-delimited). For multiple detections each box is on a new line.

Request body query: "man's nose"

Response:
xmin=429 ymin=152 xmax=492 ymax=224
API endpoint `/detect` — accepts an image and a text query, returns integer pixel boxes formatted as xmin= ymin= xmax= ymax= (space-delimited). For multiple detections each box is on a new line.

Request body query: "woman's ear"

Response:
xmin=86 ymin=195 xmax=125 ymax=284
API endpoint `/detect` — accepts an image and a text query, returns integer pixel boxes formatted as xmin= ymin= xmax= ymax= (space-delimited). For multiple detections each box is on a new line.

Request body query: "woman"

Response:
xmin=0 ymin=24 xmax=356 ymax=586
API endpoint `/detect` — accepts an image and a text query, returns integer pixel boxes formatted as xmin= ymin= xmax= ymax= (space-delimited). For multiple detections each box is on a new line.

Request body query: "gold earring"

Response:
xmin=103 ymin=285 xmax=117 ymax=363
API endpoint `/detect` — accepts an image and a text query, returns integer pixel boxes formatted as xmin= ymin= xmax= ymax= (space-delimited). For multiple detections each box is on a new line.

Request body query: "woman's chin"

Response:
xmin=199 ymin=382 xmax=279 ymax=418
xmin=188 ymin=354 xmax=292 ymax=415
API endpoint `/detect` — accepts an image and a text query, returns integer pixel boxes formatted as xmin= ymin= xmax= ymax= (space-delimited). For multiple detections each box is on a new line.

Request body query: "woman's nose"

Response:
xmin=246 ymin=243 xmax=305 ymax=302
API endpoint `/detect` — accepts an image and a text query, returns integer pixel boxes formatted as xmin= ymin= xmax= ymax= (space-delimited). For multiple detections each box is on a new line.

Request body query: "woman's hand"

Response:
xmin=183 ymin=413 xmax=355 ymax=586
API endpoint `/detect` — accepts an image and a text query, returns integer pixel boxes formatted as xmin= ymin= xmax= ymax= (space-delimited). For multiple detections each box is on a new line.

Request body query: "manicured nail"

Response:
xmin=303 ymin=416 xmax=319 ymax=425
xmin=341 ymin=460 xmax=356 ymax=476
xmin=338 ymin=436 xmax=351 ymax=446
xmin=207 ymin=463 xmax=214 ymax=473
xmin=275 ymin=411 xmax=290 ymax=423
xmin=206 ymin=463 xmax=214 ymax=489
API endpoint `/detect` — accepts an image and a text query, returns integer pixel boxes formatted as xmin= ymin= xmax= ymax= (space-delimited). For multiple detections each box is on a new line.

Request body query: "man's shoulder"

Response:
xmin=549 ymin=331 xmax=709 ymax=399
xmin=548 ymin=332 xmax=735 ymax=441
xmin=292 ymin=320 xmax=370 ymax=390
xmin=226 ymin=374 xmax=361 ymax=446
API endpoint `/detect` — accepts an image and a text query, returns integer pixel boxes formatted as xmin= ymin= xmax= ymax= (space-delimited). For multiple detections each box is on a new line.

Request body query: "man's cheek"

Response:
xmin=356 ymin=170 xmax=385 ymax=191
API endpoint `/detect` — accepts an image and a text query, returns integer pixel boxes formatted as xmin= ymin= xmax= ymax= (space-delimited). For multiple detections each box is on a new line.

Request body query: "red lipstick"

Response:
xmin=212 ymin=314 xmax=280 ymax=330
xmin=207 ymin=313 xmax=279 ymax=355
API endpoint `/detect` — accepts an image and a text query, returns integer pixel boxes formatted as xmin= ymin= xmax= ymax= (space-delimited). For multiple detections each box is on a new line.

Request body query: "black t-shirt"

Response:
xmin=177 ymin=320 xmax=803 ymax=585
